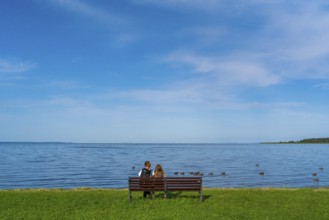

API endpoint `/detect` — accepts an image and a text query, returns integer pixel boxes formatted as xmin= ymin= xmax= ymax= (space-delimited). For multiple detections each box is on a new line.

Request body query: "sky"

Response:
xmin=1 ymin=0 xmax=329 ymax=143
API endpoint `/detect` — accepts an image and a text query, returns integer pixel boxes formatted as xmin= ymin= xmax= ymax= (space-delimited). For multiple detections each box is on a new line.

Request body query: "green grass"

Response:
xmin=1 ymin=188 xmax=329 ymax=219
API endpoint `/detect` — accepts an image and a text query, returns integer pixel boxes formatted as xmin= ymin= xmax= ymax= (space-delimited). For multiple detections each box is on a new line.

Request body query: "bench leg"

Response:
xmin=128 ymin=189 xmax=131 ymax=203
xmin=199 ymin=190 xmax=202 ymax=202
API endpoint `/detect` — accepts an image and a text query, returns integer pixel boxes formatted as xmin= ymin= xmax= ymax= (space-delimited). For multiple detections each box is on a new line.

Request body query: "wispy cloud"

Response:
xmin=110 ymin=89 xmax=303 ymax=112
xmin=49 ymin=0 xmax=124 ymax=23
xmin=247 ymin=1 xmax=329 ymax=79
xmin=0 ymin=59 xmax=36 ymax=73
xmin=99 ymin=1 xmax=329 ymax=114
xmin=48 ymin=80 xmax=91 ymax=90
xmin=180 ymin=26 xmax=227 ymax=45
xmin=158 ymin=1 xmax=329 ymax=82
xmin=164 ymin=52 xmax=281 ymax=87
xmin=313 ymin=82 xmax=329 ymax=90
xmin=134 ymin=0 xmax=283 ymax=11
xmin=271 ymin=5 xmax=329 ymax=55
xmin=43 ymin=97 xmax=93 ymax=109
xmin=135 ymin=0 xmax=224 ymax=10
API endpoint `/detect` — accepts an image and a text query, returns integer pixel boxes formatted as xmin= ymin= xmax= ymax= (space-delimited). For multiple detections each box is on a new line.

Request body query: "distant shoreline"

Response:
xmin=261 ymin=137 xmax=329 ymax=144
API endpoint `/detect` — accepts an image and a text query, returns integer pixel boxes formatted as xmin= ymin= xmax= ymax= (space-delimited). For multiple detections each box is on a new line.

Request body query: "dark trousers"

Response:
xmin=143 ymin=191 xmax=151 ymax=197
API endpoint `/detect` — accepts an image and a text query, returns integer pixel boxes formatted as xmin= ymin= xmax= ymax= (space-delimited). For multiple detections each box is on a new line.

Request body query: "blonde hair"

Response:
xmin=154 ymin=164 xmax=165 ymax=177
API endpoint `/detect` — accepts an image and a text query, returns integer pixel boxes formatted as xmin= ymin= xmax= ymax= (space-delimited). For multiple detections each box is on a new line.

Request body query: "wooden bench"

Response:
xmin=128 ymin=176 xmax=202 ymax=202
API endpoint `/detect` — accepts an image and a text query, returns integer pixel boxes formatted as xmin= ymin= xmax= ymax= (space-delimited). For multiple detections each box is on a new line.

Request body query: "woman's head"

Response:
xmin=154 ymin=164 xmax=165 ymax=177
xmin=155 ymin=164 xmax=163 ymax=172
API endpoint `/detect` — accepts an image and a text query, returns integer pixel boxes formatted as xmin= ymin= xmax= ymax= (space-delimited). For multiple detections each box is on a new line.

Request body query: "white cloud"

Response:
xmin=135 ymin=0 xmax=224 ymax=10
xmin=134 ymin=0 xmax=288 ymax=12
xmin=104 ymin=1 xmax=329 ymax=114
xmin=48 ymin=80 xmax=91 ymax=90
xmin=181 ymin=26 xmax=227 ymax=44
xmin=50 ymin=0 xmax=123 ymax=23
xmin=313 ymin=82 xmax=329 ymax=90
xmin=241 ymin=1 xmax=329 ymax=80
xmin=43 ymin=97 xmax=94 ymax=109
xmin=217 ymin=61 xmax=281 ymax=87
xmin=114 ymin=86 xmax=225 ymax=107
xmin=0 ymin=59 xmax=36 ymax=73
xmin=265 ymin=3 xmax=329 ymax=61
xmin=97 ymin=78 xmax=304 ymax=114
xmin=162 ymin=1 xmax=329 ymax=82
xmin=165 ymin=52 xmax=281 ymax=87
xmin=157 ymin=1 xmax=329 ymax=80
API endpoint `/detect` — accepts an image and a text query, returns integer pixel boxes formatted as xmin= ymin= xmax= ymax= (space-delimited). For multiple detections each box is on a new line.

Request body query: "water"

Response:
xmin=1 ymin=142 xmax=329 ymax=189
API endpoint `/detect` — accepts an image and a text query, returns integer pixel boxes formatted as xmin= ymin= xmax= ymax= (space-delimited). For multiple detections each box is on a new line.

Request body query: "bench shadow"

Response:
xmin=153 ymin=192 xmax=211 ymax=201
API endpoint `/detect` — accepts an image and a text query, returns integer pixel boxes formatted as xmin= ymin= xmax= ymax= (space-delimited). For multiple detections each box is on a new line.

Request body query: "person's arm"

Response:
xmin=138 ymin=170 xmax=142 ymax=177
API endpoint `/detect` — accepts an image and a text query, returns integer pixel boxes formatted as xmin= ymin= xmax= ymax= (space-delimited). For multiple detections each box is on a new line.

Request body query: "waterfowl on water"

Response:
xmin=220 ymin=172 xmax=226 ymax=176
xmin=259 ymin=172 xmax=265 ymax=175
xmin=312 ymin=173 xmax=317 ymax=176
xmin=208 ymin=172 xmax=213 ymax=176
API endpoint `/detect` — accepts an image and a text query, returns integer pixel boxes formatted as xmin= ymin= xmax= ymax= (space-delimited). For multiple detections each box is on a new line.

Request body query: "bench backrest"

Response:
xmin=129 ymin=177 xmax=166 ymax=191
xmin=165 ymin=177 xmax=202 ymax=191
xmin=128 ymin=176 xmax=202 ymax=191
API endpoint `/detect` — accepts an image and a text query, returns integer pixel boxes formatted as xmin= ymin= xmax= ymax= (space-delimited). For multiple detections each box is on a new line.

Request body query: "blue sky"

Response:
xmin=1 ymin=0 xmax=329 ymax=143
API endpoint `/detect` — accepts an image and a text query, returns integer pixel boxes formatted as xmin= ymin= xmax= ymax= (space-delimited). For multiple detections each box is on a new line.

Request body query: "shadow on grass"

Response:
xmin=151 ymin=192 xmax=211 ymax=201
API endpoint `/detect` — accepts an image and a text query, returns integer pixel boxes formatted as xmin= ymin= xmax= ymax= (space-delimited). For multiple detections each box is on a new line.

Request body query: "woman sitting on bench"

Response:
xmin=154 ymin=164 xmax=165 ymax=178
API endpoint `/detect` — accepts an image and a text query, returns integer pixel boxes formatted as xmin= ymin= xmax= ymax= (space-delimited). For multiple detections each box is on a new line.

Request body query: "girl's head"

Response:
xmin=155 ymin=164 xmax=163 ymax=172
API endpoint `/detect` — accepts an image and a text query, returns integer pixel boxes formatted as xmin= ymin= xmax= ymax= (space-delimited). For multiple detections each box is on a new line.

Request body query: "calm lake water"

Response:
xmin=1 ymin=142 xmax=329 ymax=189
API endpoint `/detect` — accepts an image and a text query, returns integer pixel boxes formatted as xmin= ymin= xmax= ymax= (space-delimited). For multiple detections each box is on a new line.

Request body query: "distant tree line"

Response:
xmin=276 ymin=138 xmax=329 ymax=144
xmin=298 ymin=138 xmax=329 ymax=143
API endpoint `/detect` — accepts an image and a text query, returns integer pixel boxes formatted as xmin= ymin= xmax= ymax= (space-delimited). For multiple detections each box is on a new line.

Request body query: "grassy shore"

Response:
xmin=1 ymin=188 xmax=329 ymax=219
